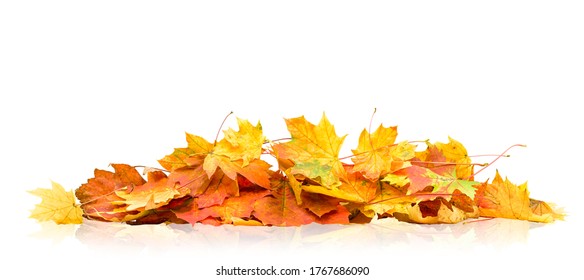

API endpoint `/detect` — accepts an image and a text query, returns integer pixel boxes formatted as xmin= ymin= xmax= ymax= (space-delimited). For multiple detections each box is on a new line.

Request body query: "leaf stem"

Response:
xmin=133 ymin=165 xmax=169 ymax=173
xmin=469 ymin=144 xmax=526 ymax=179
xmin=368 ymin=108 xmax=377 ymax=149
xmin=338 ymin=139 xmax=426 ymax=160
xmin=468 ymin=154 xmax=510 ymax=158
xmin=214 ymin=111 xmax=234 ymax=146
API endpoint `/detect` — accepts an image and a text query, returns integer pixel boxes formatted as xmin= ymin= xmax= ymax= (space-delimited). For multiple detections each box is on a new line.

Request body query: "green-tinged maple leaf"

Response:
xmin=402 ymin=165 xmax=478 ymax=199
xmin=274 ymin=114 xmax=346 ymax=188
xmin=475 ymin=171 xmax=564 ymax=223
xmin=29 ymin=181 xmax=83 ymax=224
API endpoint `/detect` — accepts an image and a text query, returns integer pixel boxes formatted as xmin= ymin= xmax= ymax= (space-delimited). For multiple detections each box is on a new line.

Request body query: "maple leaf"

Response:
xmin=114 ymin=171 xmax=190 ymax=211
xmin=475 ymin=171 xmax=564 ymax=223
xmin=351 ymin=125 xmax=415 ymax=180
xmin=274 ymin=114 xmax=346 ymax=188
xmin=196 ymin=169 xmax=239 ymax=208
xmin=359 ymin=181 xmax=416 ymax=218
xmin=302 ymin=165 xmax=378 ymax=203
xmin=158 ymin=133 xmax=213 ymax=172
xmin=29 ymin=181 xmax=83 ymax=224
xmin=393 ymin=196 xmax=479 ymax=224
xmin=300 ymin=192 xmax=344 ymax=217
xmin=401 ymin=165 xmax=478 ymax=199
xmin=253 ymin=173 xmax=323 ymax=226
xmin=203 ymin=156 xmax=271 ymax=189
xmin=201 ymin=189 xmax=270 ymax=224
xmin=203 ymin=118 xmax=267 ymax=179
xmin=166 ymin=156 xmax=211 ymax=195
xmin=435 ymin=137 xmax=473 ymax=179
xmin=351 ymin=125 xmax=397 ymax=180
xmin=211 ymin=118 xmax=265 ymax=166
xmin=75 ymin=164 xmax=146 ymax=222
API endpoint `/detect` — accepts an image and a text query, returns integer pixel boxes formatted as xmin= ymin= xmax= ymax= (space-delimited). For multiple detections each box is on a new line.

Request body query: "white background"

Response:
xmin=1 ymin=1 xmax=583 ymax=279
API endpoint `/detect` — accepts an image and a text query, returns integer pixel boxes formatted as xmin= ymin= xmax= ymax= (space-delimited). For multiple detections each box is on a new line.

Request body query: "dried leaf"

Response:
xmin=274 ymin=114 xmax=346 ymax=188
xmin=475 ymin=171 xmax=564 ymax=223
xmin=29 ymin=181 xmax=82 ymax=224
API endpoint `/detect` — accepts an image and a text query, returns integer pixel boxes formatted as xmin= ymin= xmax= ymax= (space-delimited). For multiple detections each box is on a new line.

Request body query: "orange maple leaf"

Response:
xmin=75 ymin=164 xmax=146 ymax=222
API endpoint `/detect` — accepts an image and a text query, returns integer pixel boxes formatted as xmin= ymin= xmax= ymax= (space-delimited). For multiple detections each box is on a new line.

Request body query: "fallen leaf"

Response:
xmin=475 ymin=171 xmax=564 ymax=223
xmin=114 ymin=171 xmax=190 ymax=211
xmin=29 ymin=181 xmax=83 ymax=224
xmin=75 ymin=164 xmax=146 ymax=222
xmin=351 ymin=125 xmax=399 ymax=180
xmin=274 ymin=114 xmax=346 ymax=188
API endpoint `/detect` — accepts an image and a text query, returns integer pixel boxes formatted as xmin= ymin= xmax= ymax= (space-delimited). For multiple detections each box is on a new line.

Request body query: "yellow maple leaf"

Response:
xmin=475 ymin=171 xmax=564 ymax=223
xmin=158 ymin=132 xmax=213 ymax=172
xmin=203 ymin=118 xmax=268 ymax=180
xmin=29 ymin=181 xmax=83 ymax=224
xmin=435 ymin=137 xmax=473 ymax=179
xmin=351 ymin=125 xmax=397 ymax=180
xmin=213 ymin=118 xmax=265 ymax=166
xmin=275 ymin=114 xmax=346 ymax=188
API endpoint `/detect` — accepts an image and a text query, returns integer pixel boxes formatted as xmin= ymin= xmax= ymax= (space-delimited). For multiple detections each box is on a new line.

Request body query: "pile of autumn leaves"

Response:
xmin=30 ymin=114 xmax=563 ymax=226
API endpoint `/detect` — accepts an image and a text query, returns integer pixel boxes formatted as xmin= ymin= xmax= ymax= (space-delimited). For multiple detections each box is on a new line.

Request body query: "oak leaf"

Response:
xmin=29 ymin=181 xmax=83 ymax=224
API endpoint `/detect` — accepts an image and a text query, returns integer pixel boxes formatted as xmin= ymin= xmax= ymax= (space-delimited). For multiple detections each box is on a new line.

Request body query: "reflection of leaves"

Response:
xmin=67 ymin=217 xmax=534 ymax=253
xmin=30 ymin=221 xmax=78 ymax=244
